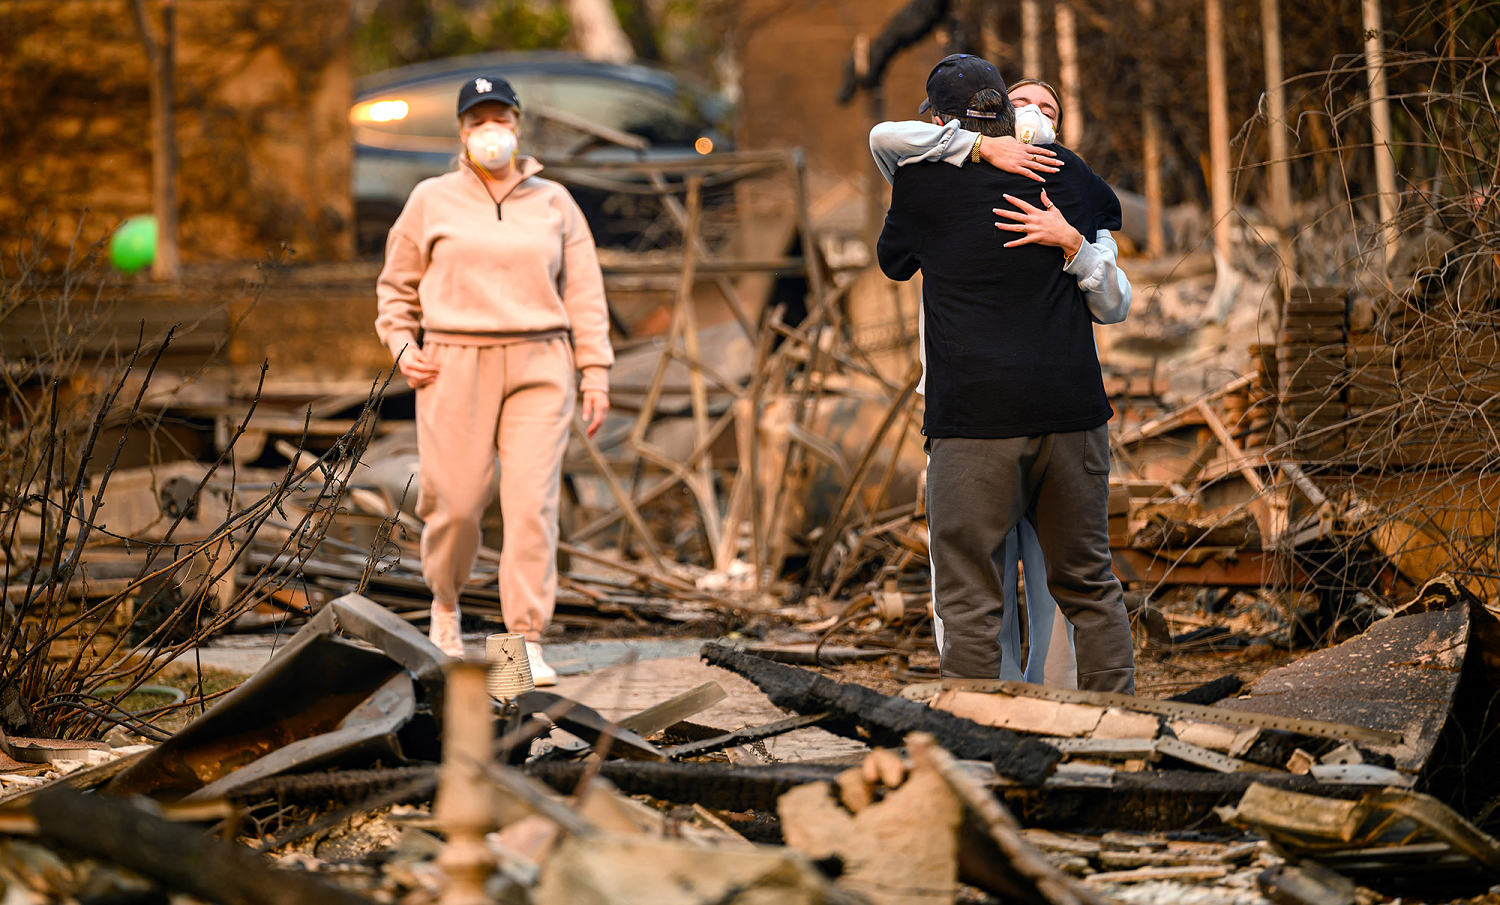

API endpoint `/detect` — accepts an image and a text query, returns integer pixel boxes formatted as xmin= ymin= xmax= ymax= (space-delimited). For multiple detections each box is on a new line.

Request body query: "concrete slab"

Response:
xmin=524 ymin=639 xmax=706 ymax=677
xmin=551 ymin=651 xmax=869 ymax=764
xmin=169 ymin=633 xmax=703 ymax=678
xmin=168 ymin=633 xmax=292 ymax=675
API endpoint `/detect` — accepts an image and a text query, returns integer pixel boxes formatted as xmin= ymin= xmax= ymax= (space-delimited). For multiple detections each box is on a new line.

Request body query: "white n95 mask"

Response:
xmin=1013 ymin=104 xmax=1057 ymax=145
xmin=466 ymin=123 xmax=517 ymax=171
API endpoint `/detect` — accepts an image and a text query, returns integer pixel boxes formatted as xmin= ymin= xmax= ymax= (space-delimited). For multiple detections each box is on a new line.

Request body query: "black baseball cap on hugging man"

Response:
xmin=917 ymin=53 xmax=1007 ymax=118
xmin=457 ymin=75 xmax=522 ymax=117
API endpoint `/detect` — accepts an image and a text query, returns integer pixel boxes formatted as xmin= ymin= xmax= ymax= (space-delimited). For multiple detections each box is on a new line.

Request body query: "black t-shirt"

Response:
xmin=877 ymin=144 xmax=1117 ymax=438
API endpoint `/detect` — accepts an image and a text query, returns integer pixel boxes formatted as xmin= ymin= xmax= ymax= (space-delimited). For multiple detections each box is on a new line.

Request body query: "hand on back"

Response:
xmin=994 ymin=189 xmax=1085 ymax=257
xmin=980 ymin=135 xmax=1060 ymax=183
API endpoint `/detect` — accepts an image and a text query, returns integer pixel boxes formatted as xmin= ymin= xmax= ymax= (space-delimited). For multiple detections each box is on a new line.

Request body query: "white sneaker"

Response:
xmin=428 ymin=603 xmax=465 ymax=658
xmin=526 ymin=641 xmax=557 ymax=686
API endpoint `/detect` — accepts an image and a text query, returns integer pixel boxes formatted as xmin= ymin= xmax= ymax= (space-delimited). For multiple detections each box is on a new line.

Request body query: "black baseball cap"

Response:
xmin=917 ymin=53 xmax=1007 ymax=118
xmin=457 ymin=74 xmax=522 ymax=117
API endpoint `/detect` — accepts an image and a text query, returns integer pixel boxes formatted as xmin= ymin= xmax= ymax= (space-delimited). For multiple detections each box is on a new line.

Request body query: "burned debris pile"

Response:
xmin=0 ymin=584 xmax=1496 ymax=903
xmin=5 ymin=30 xmax=1500 ymax=898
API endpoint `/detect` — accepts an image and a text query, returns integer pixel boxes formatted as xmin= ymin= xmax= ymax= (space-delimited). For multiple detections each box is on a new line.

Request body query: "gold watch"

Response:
xmin=969 ymin=134 xmax=984 ymax=163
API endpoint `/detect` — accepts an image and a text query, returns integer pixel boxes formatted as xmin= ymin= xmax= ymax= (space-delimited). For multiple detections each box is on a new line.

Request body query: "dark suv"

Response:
xmin=352 ymin=51 xmax=732 ymax=255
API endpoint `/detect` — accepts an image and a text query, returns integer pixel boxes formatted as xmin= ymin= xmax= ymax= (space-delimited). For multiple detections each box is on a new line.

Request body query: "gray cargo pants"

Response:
xmin=926 ymin=425 xmax=1135 ymax=693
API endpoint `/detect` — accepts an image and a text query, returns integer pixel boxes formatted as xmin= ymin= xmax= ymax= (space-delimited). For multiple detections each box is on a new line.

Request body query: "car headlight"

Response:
xmin=351 ymin=99 xmax=410 ymax=124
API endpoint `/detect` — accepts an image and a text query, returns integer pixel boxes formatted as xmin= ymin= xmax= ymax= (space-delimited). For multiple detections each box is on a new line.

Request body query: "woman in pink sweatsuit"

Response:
xmin=374 ymin=75 xmax=613 ymax=683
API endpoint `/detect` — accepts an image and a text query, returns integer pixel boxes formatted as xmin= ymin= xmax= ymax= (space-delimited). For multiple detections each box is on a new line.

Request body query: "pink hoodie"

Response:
xmin=375 ymin=158 xmax=613 ymax=393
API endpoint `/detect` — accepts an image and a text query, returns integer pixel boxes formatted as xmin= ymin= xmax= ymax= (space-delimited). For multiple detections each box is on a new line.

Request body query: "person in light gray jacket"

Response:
xmin=870 ymin=76 xmax=1132 ymax=687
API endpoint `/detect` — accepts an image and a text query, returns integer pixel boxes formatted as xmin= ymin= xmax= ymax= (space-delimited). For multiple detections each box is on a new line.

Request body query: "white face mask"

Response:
xmin=1013 ymin=103 xmax=1057 ymax=145
xmin=465 ymin=122 xmax=518 ymax=171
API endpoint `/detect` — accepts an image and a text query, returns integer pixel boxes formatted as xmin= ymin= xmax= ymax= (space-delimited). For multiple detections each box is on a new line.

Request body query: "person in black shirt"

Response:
xmin=878 ymin=54 xmax=1135 ymax=693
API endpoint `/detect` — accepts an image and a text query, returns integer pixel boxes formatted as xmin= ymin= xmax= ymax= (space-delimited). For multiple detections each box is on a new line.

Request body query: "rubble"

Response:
xmin=0 ymin=550 xmax=1497 ymax=905
xmin=1215 ymin=597 xmax=1477 ymax=774
xmin=534 ymin=833 xmax=863 ymax=905
xmin=28 ymin=786 xmax=370 ymax=905
xmin=1221 ymin=783 xmax=1500 ymax=896
xmin=107 ymin=595 xmax=427 ymax=800
xmin=5 ymin=305 xmax=1500 ymax=905
xmin=5 ymin=38 xmax=1500 ymax=904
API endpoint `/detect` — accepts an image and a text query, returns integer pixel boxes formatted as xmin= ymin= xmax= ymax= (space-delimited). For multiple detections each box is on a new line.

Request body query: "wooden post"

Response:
xmin=855 ymin=34 xmax=885 ymax=254
xmin=1361 ymin=0 xmax=1400 ymax=268
xmin=434 ymin=660 xmax=495 ymax=905
xmin=1021 ymin=0 xmax=1043 ymax=79
xmin=155 ymin=0 xmax=179 ymax=279
xmin=130 ymin=0 xmax=180 ymax=280
xmin=1261 ymin=0 xmax=1296 ymax=290
xmin=1137 ymin=0 xmax=1166 ymax=257
xmin=1205 ymin=0 xmax=1233 ymax=269
xmin=1055 ymin=1 xmax=1082 ymax=147
xmin=676 ymin=176 xmax=723 ymax=557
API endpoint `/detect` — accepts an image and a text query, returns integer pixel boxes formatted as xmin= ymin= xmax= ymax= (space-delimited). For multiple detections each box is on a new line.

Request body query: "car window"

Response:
xmin=352 ymin=74 xmax=552 ymax=152
xmin=545 ymin=75 xmax=700 ymax=145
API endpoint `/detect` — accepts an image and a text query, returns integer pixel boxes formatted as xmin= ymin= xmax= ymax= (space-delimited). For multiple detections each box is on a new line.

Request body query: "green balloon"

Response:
xmin=110 ymin=215 xmax=157 ymax=274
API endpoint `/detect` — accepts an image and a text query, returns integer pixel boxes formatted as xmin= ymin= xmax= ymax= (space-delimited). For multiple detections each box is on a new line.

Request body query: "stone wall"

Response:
xmin=0 ymin=0 xmax=353 ymax=268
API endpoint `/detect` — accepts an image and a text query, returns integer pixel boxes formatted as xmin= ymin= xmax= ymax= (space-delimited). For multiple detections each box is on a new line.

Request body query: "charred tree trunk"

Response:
xmin=1137 ymin=0 xmax=1167 ymax=257
xmin=529 ymin=759 xmax=845 ymax=813
xmin=1055 ymin=1 xmax=1082 ymax=147
xmin=837 ymin=0 xmax=953 ymax=105
xmin=1262 ymin=0 xmax=1295 ymax=288
xmin=616 ymin=0 xmax=662 ymax=62
xmin=1361 ymin=0 xmax=1399 ymax=267
xmin=1205 ymin=0 xmax=1233 ymax=268
xmin=565 ymin=0 xmax=634 ymax=63
xmin=1021 ymin=0 xmax=1043 ymax=78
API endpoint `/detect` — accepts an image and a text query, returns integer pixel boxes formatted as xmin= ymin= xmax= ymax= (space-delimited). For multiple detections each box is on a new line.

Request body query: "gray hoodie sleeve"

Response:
xmin=1065 ymin=230 xmax=1133 ymax=324
xmin=868 ymin=120 xmax=976 ymax=185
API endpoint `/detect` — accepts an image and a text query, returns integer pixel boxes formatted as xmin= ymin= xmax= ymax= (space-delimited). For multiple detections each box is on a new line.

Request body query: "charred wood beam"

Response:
xmin=525 ymin=758 xmax=1362 ymax=836
xmin=1167 ymin=675 xmax=1245 ymax=705
xmin=663 ymin=712 xmax=831 ymax=759
xmin=1000 ymin=770 xmax=1357 ymax=832
xmin=30 ymin=786 xmax=371 ymax=905
xmin=527 ymin=759 xmax=845 ymax=813
xmin=225 ymin=765 xmax=438 ymax=804
xmin=700 ymin=643 xmax=1060 ymax=785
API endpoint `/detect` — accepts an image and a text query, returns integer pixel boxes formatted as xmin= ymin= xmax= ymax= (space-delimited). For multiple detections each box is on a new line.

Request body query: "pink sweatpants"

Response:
xmin=415 ymin=338 xmax=575 ymax=640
